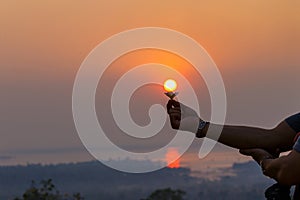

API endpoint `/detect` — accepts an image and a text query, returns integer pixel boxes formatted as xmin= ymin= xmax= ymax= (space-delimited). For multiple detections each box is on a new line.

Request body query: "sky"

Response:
xmin=1 ymin=1 xmax=300 ymax=169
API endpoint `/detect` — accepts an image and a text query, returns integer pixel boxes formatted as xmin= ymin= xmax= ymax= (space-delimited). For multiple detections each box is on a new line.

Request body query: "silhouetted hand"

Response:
xmin=166 ymin=100 xmax=201 ymax=134
xmin=239 ymin=148 xmax=273 ymax=164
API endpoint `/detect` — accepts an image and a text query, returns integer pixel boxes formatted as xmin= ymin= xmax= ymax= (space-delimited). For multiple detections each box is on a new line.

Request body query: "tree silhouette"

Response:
xmin=14 ymin=179 xmax=84 ymax=200
xmin=141 ymin=188 xmax=186 ymax=200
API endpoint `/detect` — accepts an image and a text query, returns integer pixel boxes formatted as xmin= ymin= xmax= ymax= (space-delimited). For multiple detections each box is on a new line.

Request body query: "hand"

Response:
xmin=266 ymin=148 xmax=281 ymax=159
xmin=166 ymin=100 xmax=201 ymax=134
xmin=239 ymin=148 xmax=274 ymax=164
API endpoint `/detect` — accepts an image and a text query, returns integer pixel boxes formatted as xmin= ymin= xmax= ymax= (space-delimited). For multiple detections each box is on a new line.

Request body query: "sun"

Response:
xmin=166 ymin=148 xmax=180 ymax=168
xmin=163 ymin=79 xmax=177 ymax=92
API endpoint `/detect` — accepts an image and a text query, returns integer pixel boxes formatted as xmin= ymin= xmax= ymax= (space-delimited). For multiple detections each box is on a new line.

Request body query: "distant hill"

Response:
xmin=0 ymin=160 xmax=274 ymax=200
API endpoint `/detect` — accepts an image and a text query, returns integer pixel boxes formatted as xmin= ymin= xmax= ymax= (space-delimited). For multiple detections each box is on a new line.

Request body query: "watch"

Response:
xmin=196 ymin=119 xmax=209 ymax=138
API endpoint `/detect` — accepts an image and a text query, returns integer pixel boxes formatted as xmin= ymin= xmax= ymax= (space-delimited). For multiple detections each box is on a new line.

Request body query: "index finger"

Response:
xmin=167 ymin=100 xmax=180 ymax=114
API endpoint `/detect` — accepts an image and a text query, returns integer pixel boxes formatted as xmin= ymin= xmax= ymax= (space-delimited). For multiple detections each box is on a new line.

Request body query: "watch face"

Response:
xmin=198 ymin=120 xmax=206 ymax=130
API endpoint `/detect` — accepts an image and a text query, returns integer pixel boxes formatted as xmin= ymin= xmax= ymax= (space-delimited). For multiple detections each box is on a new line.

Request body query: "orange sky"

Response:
xmin=1 ymin=1 xmax=299 ymax=71
xmin=0 ymin=1 xmax=300 ymax=166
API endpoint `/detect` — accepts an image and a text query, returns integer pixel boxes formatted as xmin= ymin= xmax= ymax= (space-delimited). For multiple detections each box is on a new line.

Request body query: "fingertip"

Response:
xmin=166 ymin=100 xmax=173 ymax=111
xmin=173 ymin=100 xmax=180 ymax=108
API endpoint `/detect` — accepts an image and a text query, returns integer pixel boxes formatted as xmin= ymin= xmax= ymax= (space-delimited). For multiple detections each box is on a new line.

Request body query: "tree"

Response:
xmin=14 ymin=179 xmax=84 ymax=200
xmin=141 ymin=188 xmax=186 ymax=200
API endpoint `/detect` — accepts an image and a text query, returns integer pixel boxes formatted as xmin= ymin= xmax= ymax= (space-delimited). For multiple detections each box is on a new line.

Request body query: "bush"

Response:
xmin=14 ymin=179 xmax=84 ymax=200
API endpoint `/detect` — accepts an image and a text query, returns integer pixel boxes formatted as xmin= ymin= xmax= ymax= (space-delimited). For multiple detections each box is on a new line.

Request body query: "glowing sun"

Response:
xmin=163 ymin=79 xmax=177 ymax=92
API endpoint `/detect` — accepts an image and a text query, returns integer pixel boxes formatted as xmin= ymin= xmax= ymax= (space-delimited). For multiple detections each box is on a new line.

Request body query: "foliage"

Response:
xmin=0 ymin=161 xmax=271 ymax=199
xmin=141 ymin=188 xmax=186 ymax=200
xmin=14 ymin=179 xmax=84 ymax=200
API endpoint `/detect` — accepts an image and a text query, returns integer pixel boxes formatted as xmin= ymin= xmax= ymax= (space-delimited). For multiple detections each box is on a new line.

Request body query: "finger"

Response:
xmin=170 ymin=112 xmax=181 ymax=120
xmin=167 ymin=100 xmax=180 ymax=108
xmin=167 ymin=100 xmax=181 ymax=114
xmin=170 ymin=113 xmax=181 ymax=127
xmin=172 ymin=100 xmax=180 ymax=108
xmin=171 ymin=107 xmax=181 ymax=111
xmin=169 ymin=114 xmax=180 ymax=129
xmin=168 ymin=108 xmax=181 ymax=114
xmin=169 ymin=109 xmax=181 ymax=130
xmin=166 ymin=100 xmax=173 ymax=113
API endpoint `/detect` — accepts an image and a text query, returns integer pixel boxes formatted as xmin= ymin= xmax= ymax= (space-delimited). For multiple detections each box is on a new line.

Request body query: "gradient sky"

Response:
xmin=1 ymin=1 xmax=300 ymax=167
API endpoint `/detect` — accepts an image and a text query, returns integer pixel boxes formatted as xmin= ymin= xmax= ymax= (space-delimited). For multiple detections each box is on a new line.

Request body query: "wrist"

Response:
xmin=196 ymin=119 xmax=209 ymax=138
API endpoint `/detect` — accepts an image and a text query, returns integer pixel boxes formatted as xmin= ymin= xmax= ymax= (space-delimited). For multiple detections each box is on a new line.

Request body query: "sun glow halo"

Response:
xmin=163 ymin=79 xmax=177 ymax=92
xmin=166 ymin=148 xmax=180 ymax=168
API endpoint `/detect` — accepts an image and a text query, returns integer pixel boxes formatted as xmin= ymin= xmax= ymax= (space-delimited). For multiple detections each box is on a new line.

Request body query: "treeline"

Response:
xmin=0 ymin=160 xmax=274 ymax=200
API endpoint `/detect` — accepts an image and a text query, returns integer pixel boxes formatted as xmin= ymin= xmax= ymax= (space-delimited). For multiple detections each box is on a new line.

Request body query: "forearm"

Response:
xmin=205 ymin=124 xmax=273 ymax=149
xmin=203 ymin=122 xmax=294 ymax=151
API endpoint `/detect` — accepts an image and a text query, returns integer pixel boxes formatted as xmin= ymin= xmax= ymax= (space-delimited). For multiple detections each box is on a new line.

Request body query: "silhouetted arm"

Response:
xmin=205 ymin=121 xmax=296 ymax=152
xmin=167 ymin=100 xmax=296 ymax=152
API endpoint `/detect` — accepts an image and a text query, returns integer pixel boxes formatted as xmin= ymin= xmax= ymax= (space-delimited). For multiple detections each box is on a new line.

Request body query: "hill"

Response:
xmin=0 ymin=160 xmax=274 ymax=200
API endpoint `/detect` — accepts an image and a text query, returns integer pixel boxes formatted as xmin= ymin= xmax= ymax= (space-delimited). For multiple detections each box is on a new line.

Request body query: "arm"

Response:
xmin=241 ymin=149 xmax=300 ymax=186
xmin=208 ymin=122 xmax=296 ymax=152
xmin=167 ymin=100 xmax=296 ymax=152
